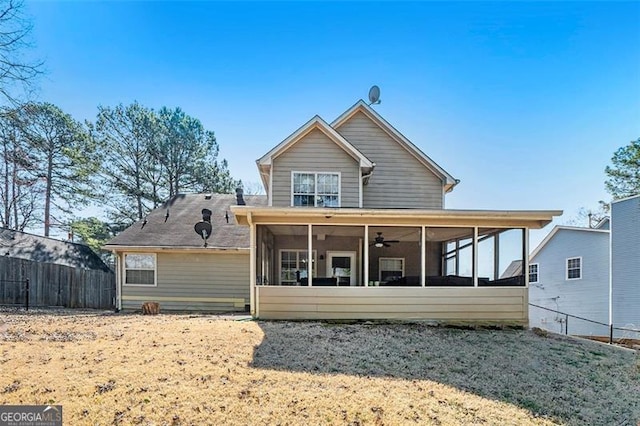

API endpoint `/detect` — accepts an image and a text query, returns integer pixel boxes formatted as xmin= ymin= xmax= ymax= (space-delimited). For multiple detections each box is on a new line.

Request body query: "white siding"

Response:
xmin=335 ymin=111 xmax=444 ymax=209
xmin=257 ymin=286 xmax=527 ymax=324
xmin=271 ymin=129 xmax=360 ymax=207
xmin=611 ymin=196 xmax=640 ymax=331
xmin=528 ymin=230 xmax=610 ymax=336
xmin=122 ymin=252 xmax=249 ymax=312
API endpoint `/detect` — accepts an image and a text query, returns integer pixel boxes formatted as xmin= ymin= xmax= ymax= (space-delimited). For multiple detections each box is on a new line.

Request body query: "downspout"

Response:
xmin=112 ymin=250 xmax=121 ymax=312
xmin=361 ymin=163 xmax=376 ymax=186
xmin=247 ymin=212 xmax=257 ymax=318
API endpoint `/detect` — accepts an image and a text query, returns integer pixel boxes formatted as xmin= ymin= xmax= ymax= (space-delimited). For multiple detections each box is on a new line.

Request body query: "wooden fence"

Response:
xmin=0 ymin=257 xmax=115 ymax=309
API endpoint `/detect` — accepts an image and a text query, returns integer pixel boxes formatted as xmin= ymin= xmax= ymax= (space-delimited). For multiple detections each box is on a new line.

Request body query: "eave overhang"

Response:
xmin=231 ymin=206 xmax=563 ymax=229
xmin=103 ymin=245 xmax=249 ymax=253
xmin=332 ymin=100 xmax=459 ymax=192
xmin=256 ymin=115 xmax=374 ymax=193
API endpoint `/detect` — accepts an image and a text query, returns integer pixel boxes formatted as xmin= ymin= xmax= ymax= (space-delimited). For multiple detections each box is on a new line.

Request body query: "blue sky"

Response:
xmin=25 ymin=1 xmax=640 ymax=245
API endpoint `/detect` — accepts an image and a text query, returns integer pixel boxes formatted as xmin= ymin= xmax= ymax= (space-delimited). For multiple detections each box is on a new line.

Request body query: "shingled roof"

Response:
xmin=0 ymin=228 xmax=111 ymax=271
xmin=105 ymin=193 xmax=267 ymax=250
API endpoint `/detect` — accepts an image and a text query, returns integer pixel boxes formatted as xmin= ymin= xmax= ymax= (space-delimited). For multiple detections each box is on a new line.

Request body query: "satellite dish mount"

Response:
xmin=368 ymin=85 xmax=381 ymax=106
xmin=194 ymin=208 xmax=213 ymax=247
xmin=194 ymin=221 xmax=212 ymax=247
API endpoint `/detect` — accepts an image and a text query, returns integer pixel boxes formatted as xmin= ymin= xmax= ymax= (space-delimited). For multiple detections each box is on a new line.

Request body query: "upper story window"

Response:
xmin=529 ymin=263 xmax=539 ymax=284
xmin=566 ymin=257 xmax=582 ymax=280
xmin=292 ymin=172 xmax=340 ymax=207
xmin=124 ymin=253 xmax=156 ymax=286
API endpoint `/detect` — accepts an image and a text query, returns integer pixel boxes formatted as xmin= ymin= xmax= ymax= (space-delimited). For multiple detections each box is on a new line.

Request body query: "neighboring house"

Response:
xmin=528 ymin=194 xmax=640 ymax=337
xmin=105 ymin=193 xmax=267 ymax=311
xmin=1 ymin=227 xmax=111 ymax=271
xmin=229 ymin=100 xmax=561 ymax=322
xmin=527 ymin=226 xmax=610 ymax=336
xmin=611 ymin=194 xmax=640 ymax=333
xmin=1 ymin=227 xmax=114 ymax=308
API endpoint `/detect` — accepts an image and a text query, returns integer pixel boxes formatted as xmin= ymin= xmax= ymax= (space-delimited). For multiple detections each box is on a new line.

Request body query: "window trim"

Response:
xmin=278 ymin=249 xmax=317 ymax=285
xmin=529 ymin=263 xmax=539 ymax=284
xmin=379 ymin=257 xmax=405 ymax=282
xmin=566 ymin=256 xmax=582 ymax=281
xmin=123 ymin=253 xmax=157 ymax=287
xmin=290 ymin=171 xmax=341 ymax=207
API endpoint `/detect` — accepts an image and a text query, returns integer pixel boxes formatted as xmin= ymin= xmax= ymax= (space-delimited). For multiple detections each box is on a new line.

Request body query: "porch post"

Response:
xmin=523 ymin=228 xmax=529 ymax=287
xmin=364 ymin=225 xmax=369 ymax=286
xmin=473 ymin=227 xmax=479 ymax=287
xmin=421 ymin=226 xmax=426 ymax=287
xmin=249 ymin=217 xmax=257 ymax=317
xmin=114 ymin=251 xmax=122 ymax=311
xmin=455 ymin=240 xmax=460 ymax=276
xmin=308 ymin=224 xmax=313 ymax=286
xmin=493 ymin=233 xmax=500 ymax=280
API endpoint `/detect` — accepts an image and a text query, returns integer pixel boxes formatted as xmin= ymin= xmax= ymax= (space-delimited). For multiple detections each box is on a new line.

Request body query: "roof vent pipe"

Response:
xmin=236 ymin=187 xmax=246 ymax=205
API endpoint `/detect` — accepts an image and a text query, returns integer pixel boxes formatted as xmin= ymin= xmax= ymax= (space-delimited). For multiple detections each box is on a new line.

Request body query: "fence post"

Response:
xmin=609 ymin=324 xmax=614 ymax=344
xmin=565 ymin=314 xmax=569 ymax=335
xmin=25 ymin=278 xmax=29 ymax=311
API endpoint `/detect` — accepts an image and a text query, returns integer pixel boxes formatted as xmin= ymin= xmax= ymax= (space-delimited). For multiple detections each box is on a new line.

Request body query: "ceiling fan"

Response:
xmin=370 ymin=232 xmax=399 ymax=248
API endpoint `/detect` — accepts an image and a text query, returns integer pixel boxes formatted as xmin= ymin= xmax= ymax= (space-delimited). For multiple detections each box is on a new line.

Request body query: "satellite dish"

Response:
xmin=194 ymin=221 xmax=212 ymax=247
xmin=368 ymin=85 xmax=381 ymax=105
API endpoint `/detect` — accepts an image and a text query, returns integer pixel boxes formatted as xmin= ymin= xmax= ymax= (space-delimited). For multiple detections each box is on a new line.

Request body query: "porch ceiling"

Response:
xmin=231 ymin=206 xmax=562 ymax=230
xmin=262 ymin=225 xmax=502 ymax=242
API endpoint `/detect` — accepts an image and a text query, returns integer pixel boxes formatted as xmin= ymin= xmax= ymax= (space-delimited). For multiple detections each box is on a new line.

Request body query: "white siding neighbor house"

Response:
xmin=528 ymin=194 xmax=640 ymax=338
xmin=528 ymin=226 xmax=610 ymax=336
xmin=611 ymin=194 xmax=640 ymax=333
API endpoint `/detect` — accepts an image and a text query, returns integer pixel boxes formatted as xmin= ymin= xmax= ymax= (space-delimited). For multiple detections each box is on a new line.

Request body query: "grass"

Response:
xmin=0 ymin=309 xmax=638 ymax=425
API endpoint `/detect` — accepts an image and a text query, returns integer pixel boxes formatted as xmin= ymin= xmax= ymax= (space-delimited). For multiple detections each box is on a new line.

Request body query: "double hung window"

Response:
xmin=292 ymin=172 xmax=339 ymax=207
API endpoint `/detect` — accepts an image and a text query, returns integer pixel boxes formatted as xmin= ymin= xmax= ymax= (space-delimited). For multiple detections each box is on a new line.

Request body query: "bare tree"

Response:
xmin=0 ymin=0 xmax=43 ymax=104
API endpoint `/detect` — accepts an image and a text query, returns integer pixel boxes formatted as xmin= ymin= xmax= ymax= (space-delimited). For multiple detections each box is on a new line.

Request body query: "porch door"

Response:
xmin=326 ymin=251 xmax=356 ymax=286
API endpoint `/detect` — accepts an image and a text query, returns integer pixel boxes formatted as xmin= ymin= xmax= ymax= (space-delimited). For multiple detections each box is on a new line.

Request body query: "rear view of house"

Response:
xmin=107 ymin=99 xmax=561 ymax=322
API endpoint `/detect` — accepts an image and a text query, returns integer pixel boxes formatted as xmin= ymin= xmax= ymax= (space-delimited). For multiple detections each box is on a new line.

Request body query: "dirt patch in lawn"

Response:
xmin=0 ymin=309 xmax=638 ymax=425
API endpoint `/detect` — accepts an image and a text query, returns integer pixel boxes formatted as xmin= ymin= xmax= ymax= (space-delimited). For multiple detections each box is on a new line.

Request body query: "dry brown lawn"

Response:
xmin=0 ymin=309 xmax=638 ymax=426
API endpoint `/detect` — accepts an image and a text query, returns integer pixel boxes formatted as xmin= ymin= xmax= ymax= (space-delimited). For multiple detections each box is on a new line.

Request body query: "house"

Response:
xmin=229 ymin=100 xmax=561 ymax=323
xmin=528 ymin=194 xmax=640 ymax=337
xmin=527 ymin=225 xmax=610 ymax=336
xmin=106 ymin=100 xmax=561 ymax=321
xmin=104 ymin=193 xmax=266 ymax=312
xmin=611 ymin=194 xmax=640 ymax=333
xmin=1 ymin=227 xmax=111 ymax=271
xmin=0 ymin=227 xmax=114 ymax=308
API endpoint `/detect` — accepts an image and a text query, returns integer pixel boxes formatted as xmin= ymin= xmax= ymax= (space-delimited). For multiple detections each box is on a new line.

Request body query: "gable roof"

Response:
xmin=530 ymin=225 xmax=609 ymax=260
xmin=594 ymin=217 xmax=610 ymax=230
xmin=105 ymin=193 xmax=267 ymax=251
xmin=0 ymin=228 xmax=111 ymax=271
xmin=501 ymin=260 xmax=523 ymax=278
xmin=611 ymin=193 xmax=640 ymax=204
xmin=331 ymin=100 xmax=459 ymax=192
xmin=256 ymin=115 xmax=374 ymax=193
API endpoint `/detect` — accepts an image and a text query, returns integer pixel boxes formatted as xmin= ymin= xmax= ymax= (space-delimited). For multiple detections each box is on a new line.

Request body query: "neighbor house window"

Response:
xmin=529 ymin=263 xmax=539 ymax=284
xmin=379 ymin=257 xmax=404 ymax=282
xmin=292 ymin=172 xmax=340 ymax=207
xmin=279 ymin=250 xmax=317 ymax=285
xmin=566 ymin=257 xmax=582 ymax=280
xmin=124 ymin=253 xmax=156 ymax=286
